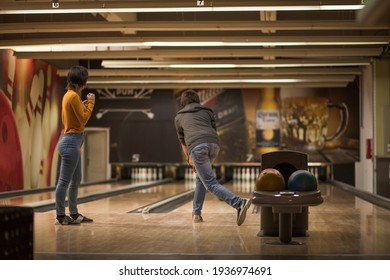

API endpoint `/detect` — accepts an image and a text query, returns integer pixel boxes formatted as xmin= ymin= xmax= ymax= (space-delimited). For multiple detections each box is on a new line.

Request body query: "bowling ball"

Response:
xmin=255 ymin=168 xmax=286 ymax=191
xmin=287 ymin=170 xmax=318 ymax=192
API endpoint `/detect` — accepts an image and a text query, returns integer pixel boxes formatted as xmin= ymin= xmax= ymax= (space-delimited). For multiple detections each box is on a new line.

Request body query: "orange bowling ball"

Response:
xmin=255 ymin=168 xmax=286 ymax=191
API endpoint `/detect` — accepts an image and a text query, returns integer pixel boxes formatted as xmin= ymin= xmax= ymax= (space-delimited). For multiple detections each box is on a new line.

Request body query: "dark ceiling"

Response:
xmin=1 ymin=0 xmax=389 ymax=89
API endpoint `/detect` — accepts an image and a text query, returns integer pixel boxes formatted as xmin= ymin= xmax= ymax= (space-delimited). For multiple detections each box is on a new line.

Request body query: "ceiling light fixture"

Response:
xmin=0 ymin=3 xmax=365 ymax=15
xmin=3 ymin=38 xmax=388 ymax=52
xmin=88 ymin=78 xmax=317 ymax=84
xmin=101 ymin=60 xmax=371 ymax=69
xmin=96 ymin=109 xmax=154 ymax=120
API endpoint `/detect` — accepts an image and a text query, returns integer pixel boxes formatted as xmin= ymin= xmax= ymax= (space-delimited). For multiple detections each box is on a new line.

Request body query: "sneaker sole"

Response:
xmin=192 ymin=215 xmax=203 ymax=223
xmin=78 ymin=218 xmax=93 ymax=223
xmin=57 ymin=221 xmax=80 ymax=225
xmin=56 ymin=216 xmax=80 ymax=225
xmin=74 ymin=215 xmax=94 ymax=223
xmin=237 ymin=199 xmax=251 ymax=226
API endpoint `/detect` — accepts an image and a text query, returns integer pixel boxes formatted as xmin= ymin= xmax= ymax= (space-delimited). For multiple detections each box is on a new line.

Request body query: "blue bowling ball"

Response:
xmin=287 ymin=170 xmax=318 ymax=192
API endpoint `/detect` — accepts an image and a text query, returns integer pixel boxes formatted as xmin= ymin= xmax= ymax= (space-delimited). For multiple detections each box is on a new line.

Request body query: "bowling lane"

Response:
xmin=0 ymin=180 xmax=132 ymax=207
xmin=74 ymin=180 xmax=196 ymax=213
xmin=33 ymin=180 xmax=197 ymax=258
xmin=33 ymin=179 xmax=390 ymax=259
xmin=171 ymin=180 xmax=390 ymax=258
xmin=0 ymin=179 xmax=178 ymax=208
xmin=68 ymin=179 xmax=250 ymax=215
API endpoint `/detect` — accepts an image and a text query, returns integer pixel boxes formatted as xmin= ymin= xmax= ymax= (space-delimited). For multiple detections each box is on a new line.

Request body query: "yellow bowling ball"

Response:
xmin=255 ymin=168 xmax=286 ymax=191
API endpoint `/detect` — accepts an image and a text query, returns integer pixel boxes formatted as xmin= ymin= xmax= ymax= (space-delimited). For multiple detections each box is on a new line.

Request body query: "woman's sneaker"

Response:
xmin=192 ymin=214 xmax=203 ymax=223
xmin=236 ymin=198 xmax=251 ymax=226
xmin=56 ymin=215 xmax=80 ymax=225
xmin=72 ymin=214 xmax=93 ymax=223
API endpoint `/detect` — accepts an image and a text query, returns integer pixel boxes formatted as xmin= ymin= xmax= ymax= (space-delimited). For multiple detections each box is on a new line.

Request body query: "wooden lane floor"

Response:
xmin=0 ymin=180 xmax=133 ymax=207
xmin=0 ymin=179 xmax=176 ymax=209
xmin=32 ymin=180 xmax=390 ymax=260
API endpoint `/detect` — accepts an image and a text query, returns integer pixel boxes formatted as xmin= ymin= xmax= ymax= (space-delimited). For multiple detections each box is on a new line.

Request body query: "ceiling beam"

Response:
xmin=97 ymin=58 xmax=371 ymax=69
xmin=0 ymin=0 xmax=365 ymax=14
xmin=3 ymin=36 xmax=389 ymax=47
xmin=88 ymin=75 xmax=356 ymax=83
xmin=14 ymin=48 xmax=383 ymax=59
xmin=86 ymin=82 xmax=349 ymax=89
xmin=56 ymin=67 xmax=363 ymax=77
xmin=1 ymin=20 xmax=387 ymax=34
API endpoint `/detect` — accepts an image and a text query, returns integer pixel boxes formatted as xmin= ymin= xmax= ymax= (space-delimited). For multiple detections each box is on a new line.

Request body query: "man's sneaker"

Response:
xmin=72 ymin=214 xmax=93 ymax=223
xmin=236 ymin=198 xmax=251 ymax=226
xmin=192 ymin=214 xmax=203 ymax=223
xmin=56 ymin=215 xmax=80 ymax=225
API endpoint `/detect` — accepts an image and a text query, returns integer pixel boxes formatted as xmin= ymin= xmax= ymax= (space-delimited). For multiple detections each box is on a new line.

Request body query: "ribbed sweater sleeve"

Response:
xmin=62 ymin=90 xmax=95 ymax=134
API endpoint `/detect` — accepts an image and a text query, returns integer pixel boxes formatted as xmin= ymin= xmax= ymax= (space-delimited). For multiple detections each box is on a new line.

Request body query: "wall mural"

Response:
xmin=175 ymin=85 xmax=360 ymax=163
xmin=0 ymin=48 xmax=360 ymax=193
xmin=0 ymin=50 xmax=64 ymax=192
xmin=243 ymin=86 xmax=360 ymax=162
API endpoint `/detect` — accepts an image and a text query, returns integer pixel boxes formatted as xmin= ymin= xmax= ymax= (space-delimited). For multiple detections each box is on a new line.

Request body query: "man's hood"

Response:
xmin=177 ymin=102 xmax=213 ymax=114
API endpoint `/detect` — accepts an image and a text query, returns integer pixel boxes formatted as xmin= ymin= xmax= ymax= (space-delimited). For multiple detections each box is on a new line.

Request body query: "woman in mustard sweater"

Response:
xmin=55 ymin=65 xmax=95 ymax=225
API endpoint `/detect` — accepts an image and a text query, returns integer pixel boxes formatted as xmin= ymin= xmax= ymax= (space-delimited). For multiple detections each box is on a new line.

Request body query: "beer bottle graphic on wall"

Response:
xmin=255 ymin=88 xmax=281 ymax=154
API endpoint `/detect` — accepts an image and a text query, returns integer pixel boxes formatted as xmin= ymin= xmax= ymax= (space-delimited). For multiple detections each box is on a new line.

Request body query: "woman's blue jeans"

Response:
xmin=55 ymin=133 xmax=84 ymax=216
xmin=190 ymin=143 xmax=242 ymax=215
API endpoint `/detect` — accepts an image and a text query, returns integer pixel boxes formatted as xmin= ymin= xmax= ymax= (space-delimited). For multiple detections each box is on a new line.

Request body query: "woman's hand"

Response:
xmin=87 ymin=93 xmax=95 ymax=100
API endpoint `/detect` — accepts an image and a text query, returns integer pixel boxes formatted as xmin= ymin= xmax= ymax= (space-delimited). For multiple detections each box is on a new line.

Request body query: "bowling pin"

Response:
xmin=250 ymin=167 xmax=256 ymax=181
xmin=158 ymin=167 xmax=163 ymax=180
xmin=5 ymin=50 xmax=16 ymax=105
xmin=246 ymin=168 xmax=250 ymax=181
xmin=30 ymin=71 xmax=45 ymax=188
xmin=45 ymin=89 xmax=60 ymax=184
xmin=143 ymin=168 xmax=147 ymax=181
xmin=16 ymin=74 xmax=40 ymax=189
xmin=131 ymin=167 xmax=135 ymax=180
xmin=134 ymin=168 xmax=139 ymax=181
xmin=41 ymin=66 xmax=53 ymax=186
xmin=152 ymin=167 xmax=157 ymax=180
xmin=49 ymin=90 xmax=59 ymax=138
xmin=241 ymin=167 xmax=246 ymax=181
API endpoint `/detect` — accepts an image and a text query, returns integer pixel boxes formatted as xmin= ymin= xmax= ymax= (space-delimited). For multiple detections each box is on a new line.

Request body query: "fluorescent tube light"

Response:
xmin=101 ymin=60 xmax=370 ymax=69
xmin=88 ymin=78 xmax=303 ymax=84
xmin=0 ymin=5 xmax=365 ymax=15
xmin=4 ymin=39 xmax=386 ymax=53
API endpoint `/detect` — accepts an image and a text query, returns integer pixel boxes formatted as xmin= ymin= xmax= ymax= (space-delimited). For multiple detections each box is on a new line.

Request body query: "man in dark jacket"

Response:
xmin=174 ymin=90 xmax=251 ymax=225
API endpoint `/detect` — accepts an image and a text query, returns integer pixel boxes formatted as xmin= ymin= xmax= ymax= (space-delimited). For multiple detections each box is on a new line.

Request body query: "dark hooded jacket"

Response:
xmin=174 ymin=102 xmax=219 ymax=155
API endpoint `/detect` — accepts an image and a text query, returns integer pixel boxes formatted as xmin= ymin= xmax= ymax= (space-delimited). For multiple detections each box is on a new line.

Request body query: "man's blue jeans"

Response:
xmin=190 ymin=143 xmax=242 ymax=215
xmin=55 ymin=133 xmax=84 ymax=216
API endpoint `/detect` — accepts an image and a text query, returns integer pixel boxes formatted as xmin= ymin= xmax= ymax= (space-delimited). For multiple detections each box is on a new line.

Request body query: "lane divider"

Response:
xmin=130 ymin=189 xmax=195 ymax=214
xmin=23 ymin=178 xmax=173 ymax=212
